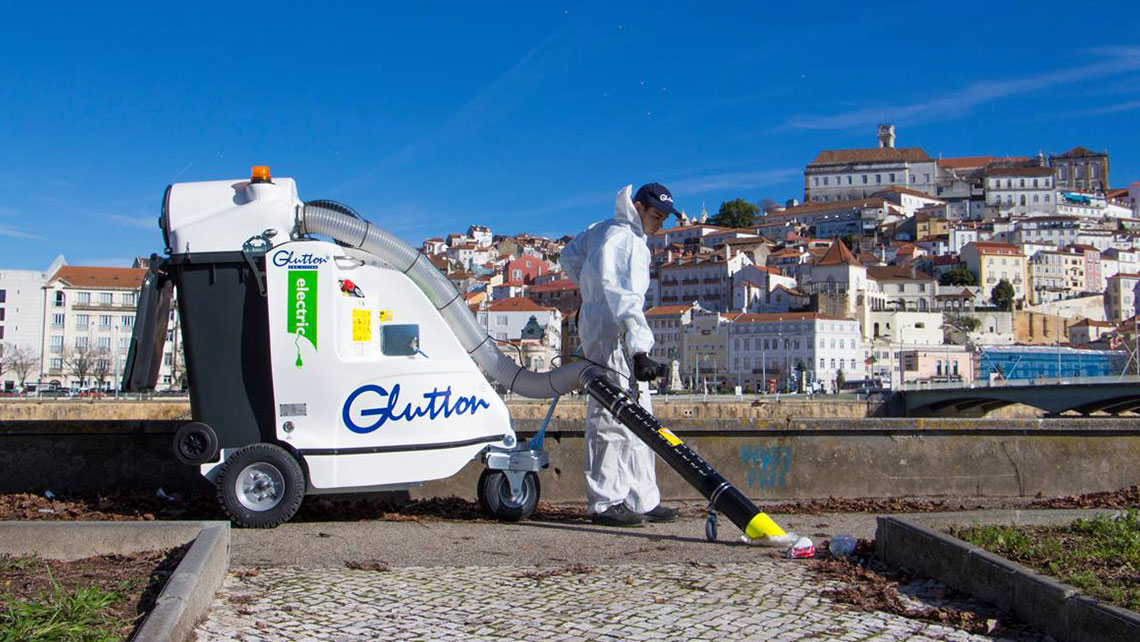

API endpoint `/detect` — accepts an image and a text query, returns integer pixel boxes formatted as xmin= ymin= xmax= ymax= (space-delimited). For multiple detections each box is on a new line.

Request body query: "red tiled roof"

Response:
xmin=984 ymin=166 xmax=1055 ymax=178
xmin=936 ymin=156 xmax=1030 ymax=169
xmin=485 ymin=297 xmax=553 ymax=312
xmin=50 ymin=266 xmax=146 ymax=289
xmin=872 ymin=186 xmax=944 ymax=201
xmin=771 ymin=197 xmax=887 ymax=217
xmin=867 ymin=266 xmax=934 ymax=281
xmin=967 ymin=241 xmax=1023 ymax=255
xmin=809 ymin=147 xmax=931 ymax=166
xmin=1055 ymin=146 xmax=1103 ymax=159
xmin=772 ymin=284 xmax=805 ymax=296
xmin=814 ymin=239 xmax=861 ymax=267
xmin=1071 ymin=319 xmax=1116 ymax=327
xmin=528 ymin=280 xmax=578 ymax=293
xmin=734 ymin=312 xmax=849 ymax=323
xmin=646 ymin=304 xmax=695 ymax=317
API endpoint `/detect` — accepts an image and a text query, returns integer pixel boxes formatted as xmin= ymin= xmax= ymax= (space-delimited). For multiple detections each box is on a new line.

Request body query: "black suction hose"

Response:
xmin=578 ymin=366 xmax=789 ymax=541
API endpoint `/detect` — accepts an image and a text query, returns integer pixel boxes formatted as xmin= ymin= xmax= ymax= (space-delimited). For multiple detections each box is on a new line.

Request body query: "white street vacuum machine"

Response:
xmin=121 ymin=167 xmax=793 ymax=544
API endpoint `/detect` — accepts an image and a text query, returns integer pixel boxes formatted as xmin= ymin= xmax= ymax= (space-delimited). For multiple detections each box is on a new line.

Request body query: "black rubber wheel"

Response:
xmin=173 ymin=422 xmax=219 ymax=465
xmin=477 ymin=469 xmax=539 ymax=522
xmin=705 ymin=512 xmax=719 ymax=542
xmin=215 ymin=443 xmax=306 ymax=528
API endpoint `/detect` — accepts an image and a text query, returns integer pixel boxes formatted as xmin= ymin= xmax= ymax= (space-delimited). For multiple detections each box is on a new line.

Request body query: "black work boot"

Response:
xmin=590 ymin=504 xmax=647 ymax=527
xmin=642 ymin=504 xmax=679 ymax=523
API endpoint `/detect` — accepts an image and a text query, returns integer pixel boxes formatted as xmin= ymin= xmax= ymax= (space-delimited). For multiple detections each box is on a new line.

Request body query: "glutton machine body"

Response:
xmin=121 ymin=167 xmax=793 ymax=543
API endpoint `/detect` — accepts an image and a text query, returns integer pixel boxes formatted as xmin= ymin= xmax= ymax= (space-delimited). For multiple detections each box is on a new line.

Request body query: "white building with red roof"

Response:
xmin=645 ymin=303 xmax=698 ymax=364
xmin=727 ymin=312 xmax=863 ymax=393
xmin=1104 ymin=273 xmax=1140 ymax=322
xmin=804 ymin=125 xmax=938 ymax=204
xmin=476 ymin=297 xmax=562 ymax=347
xmin=656 ymin=246 xmax=751 ymax=312
xmin=39 ymin=264 xmax=183 ymax=391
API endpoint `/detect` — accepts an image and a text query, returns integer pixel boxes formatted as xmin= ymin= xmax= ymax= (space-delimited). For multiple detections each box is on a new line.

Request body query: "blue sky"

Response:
xmin=2 ymin=1 xmax=1139 ymax=269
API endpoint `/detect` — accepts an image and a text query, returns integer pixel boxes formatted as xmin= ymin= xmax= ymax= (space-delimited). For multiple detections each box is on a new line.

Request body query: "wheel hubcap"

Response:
xmin=498 ymin=475 xmax=528 ymax=508
xmin=235 ymin=463 xmax=285 ymax=512
xmin=182 ymin=433 xmax=206 ymax=457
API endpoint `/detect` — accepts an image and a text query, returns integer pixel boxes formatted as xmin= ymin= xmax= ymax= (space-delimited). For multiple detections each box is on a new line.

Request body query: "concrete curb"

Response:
xmin=134 ymin=522 xmax=230 ymax=642
xmin=0 ymin=520 xmax=230 ymax=642
xmin=876 ymin=511 xmax=1140 ymax=642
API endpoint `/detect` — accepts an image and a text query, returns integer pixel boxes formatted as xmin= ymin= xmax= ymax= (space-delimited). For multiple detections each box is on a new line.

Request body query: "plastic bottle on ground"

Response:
xmin=830 ymin=534 xmax=856 ymax=557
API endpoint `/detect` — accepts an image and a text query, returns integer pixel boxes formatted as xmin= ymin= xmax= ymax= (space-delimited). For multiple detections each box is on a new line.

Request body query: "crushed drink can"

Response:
xmin=787 ymin=536 xmax=815 ymax=559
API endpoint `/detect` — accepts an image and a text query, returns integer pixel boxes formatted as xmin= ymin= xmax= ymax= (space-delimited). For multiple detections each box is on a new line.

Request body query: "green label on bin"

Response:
xmin=287 ymin=270 xmax=318 ymax=351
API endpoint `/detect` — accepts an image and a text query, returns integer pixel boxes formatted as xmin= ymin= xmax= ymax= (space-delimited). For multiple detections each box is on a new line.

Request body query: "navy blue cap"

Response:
xmin=634 ymin=183 xmax=680 ymax=218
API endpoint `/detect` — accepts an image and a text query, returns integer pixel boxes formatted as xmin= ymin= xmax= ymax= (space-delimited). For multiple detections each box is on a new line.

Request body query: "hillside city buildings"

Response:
xmin=2 ymin=124 xmax=1137 ymax=394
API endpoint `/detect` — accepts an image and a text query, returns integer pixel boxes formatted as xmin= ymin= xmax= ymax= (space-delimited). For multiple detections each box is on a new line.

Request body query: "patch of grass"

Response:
xmin=0 ymin=556 xmax=37 ymax=574
xmin=954 ymin=510 xmax=1140 ymax=612
xmin=0 ymin=566 xmax=125 ymax=642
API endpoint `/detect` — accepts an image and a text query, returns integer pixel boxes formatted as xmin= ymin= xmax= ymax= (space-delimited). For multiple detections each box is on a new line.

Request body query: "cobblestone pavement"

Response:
xmin=195 ymin=560 xmax=1042 ymax=641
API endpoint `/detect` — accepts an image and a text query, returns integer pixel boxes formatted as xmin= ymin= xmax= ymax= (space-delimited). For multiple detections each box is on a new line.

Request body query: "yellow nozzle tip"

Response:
xmin=744 ymin=512 xmax=787 ymax=539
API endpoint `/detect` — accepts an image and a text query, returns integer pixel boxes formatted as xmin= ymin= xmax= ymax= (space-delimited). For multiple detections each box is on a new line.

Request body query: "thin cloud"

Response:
xmin=105 ymin=213 xmax=157 ymax=230
xmin=335 ymin=29 xmax=572 ymax=193
xmin=0 ymin=224 xmax=43 ymax=240
xmin=82 ymin=257 xmax=135 ymax=268
xmin=780 ymin=46 xmax=1140 ymax=131
xmin=670 ymin=168 xmax=800 ymax=194
xmin=1082 ymin=98 xmax=1140 ymax=116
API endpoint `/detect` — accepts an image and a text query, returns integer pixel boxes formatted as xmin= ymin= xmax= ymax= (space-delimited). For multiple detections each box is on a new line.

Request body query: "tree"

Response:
xmin=991 ymin=279 xmax=1016 ymax=311
xmin=90 ymin=348 xmax=112 ymax=390
xmin=0 ymin=343 xmax=9 ymax=384
xmin=64 ymin=344 xmax=99 ymax=388
xmin=709 ymin=199 xmax=760 ymax=228
xmin=835 ymin=368 xmax=846 ymax=391
xmin=9 ymin=345 xmax=39 ymax=389
xmin=946 ymin=316 xmax=981 ymax=333
xmin=939 ymin=267 xmax=978 ymax=286
xmin=759 ymin=198 xmax=780 ymax=214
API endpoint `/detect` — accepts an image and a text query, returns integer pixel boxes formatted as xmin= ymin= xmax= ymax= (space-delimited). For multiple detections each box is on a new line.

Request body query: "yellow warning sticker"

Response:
xmin=658 ymin=428 xmax=683 ymax=447
xmin=352 ymin=308 xmax=371 ymax=342
xmin=378 ymin=310 xmax=393 ymax=322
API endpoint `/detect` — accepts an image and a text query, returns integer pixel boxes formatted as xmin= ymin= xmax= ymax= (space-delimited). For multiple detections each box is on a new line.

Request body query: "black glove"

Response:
xmin=633 ymin=353 xmax=667 ymax=382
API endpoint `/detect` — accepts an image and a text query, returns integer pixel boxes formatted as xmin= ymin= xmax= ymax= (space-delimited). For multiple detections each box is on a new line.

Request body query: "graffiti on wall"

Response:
xmin=740 ymin=444 xmax=792 ymax=489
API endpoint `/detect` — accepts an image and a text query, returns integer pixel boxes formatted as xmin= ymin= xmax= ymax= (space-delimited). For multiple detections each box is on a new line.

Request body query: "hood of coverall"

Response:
xmin=613 ymin=185 xmax=646 ymax=239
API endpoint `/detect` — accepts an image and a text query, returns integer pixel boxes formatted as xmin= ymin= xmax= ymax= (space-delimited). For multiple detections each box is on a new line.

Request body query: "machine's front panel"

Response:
xmin=265 ymin=240 xmax=513 ymax=489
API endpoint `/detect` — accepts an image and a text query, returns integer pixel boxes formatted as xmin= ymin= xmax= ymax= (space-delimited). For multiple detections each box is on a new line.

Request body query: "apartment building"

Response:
xmin=984 ymin=166 xmax=1056 ymax=216
xmin=1104 ymin=273 xmax=1140 ymax=322
xmin=38 ymin=266 xmax=183 ymax=390
xmin=657 ymin=247 xmax=750 ymax=312
xmin=727 ymin=312 xmax=863 ymax=393
xmin=645 ymin=303 xmax=696 ymax=364
xmin=1028 ymin=250 xmax=1087 ymax=305
xmin=960 ymin=241 xmax=1029 ymax=304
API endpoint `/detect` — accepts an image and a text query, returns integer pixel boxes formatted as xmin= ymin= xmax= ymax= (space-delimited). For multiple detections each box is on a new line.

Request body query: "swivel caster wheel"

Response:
xmin=477 ymin=469 xmax=540 ymax=522
xmin=705 ymin=512 xmax=718 ymax=542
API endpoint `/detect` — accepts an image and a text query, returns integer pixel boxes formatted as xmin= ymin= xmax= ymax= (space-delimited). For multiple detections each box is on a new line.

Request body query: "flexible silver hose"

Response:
xmin=300 ymin=202 xmax=589 ymax=398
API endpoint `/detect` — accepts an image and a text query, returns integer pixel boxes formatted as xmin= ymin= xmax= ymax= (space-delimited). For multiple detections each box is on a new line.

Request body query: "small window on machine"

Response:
xmin=382 ymin=324 xmax=421 ymax=356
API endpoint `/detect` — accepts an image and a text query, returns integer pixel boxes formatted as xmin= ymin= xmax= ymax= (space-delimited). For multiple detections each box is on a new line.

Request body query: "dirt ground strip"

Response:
xmin=4 ymin=485 xmax=1140 ymax=524
xmin=0 ymin=545 xmax=187 ymax=640
xmin=811 ymin=540 xmax=1041 ymax=639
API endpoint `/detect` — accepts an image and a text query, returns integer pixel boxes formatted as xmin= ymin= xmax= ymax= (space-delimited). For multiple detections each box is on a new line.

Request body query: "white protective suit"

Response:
xmin=560 ymin=185 xmax=660 ymax=515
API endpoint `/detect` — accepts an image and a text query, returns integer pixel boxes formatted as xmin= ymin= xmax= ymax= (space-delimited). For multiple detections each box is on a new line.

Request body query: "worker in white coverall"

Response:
xmin=560 ymin=183 xmax=681 ymax=527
